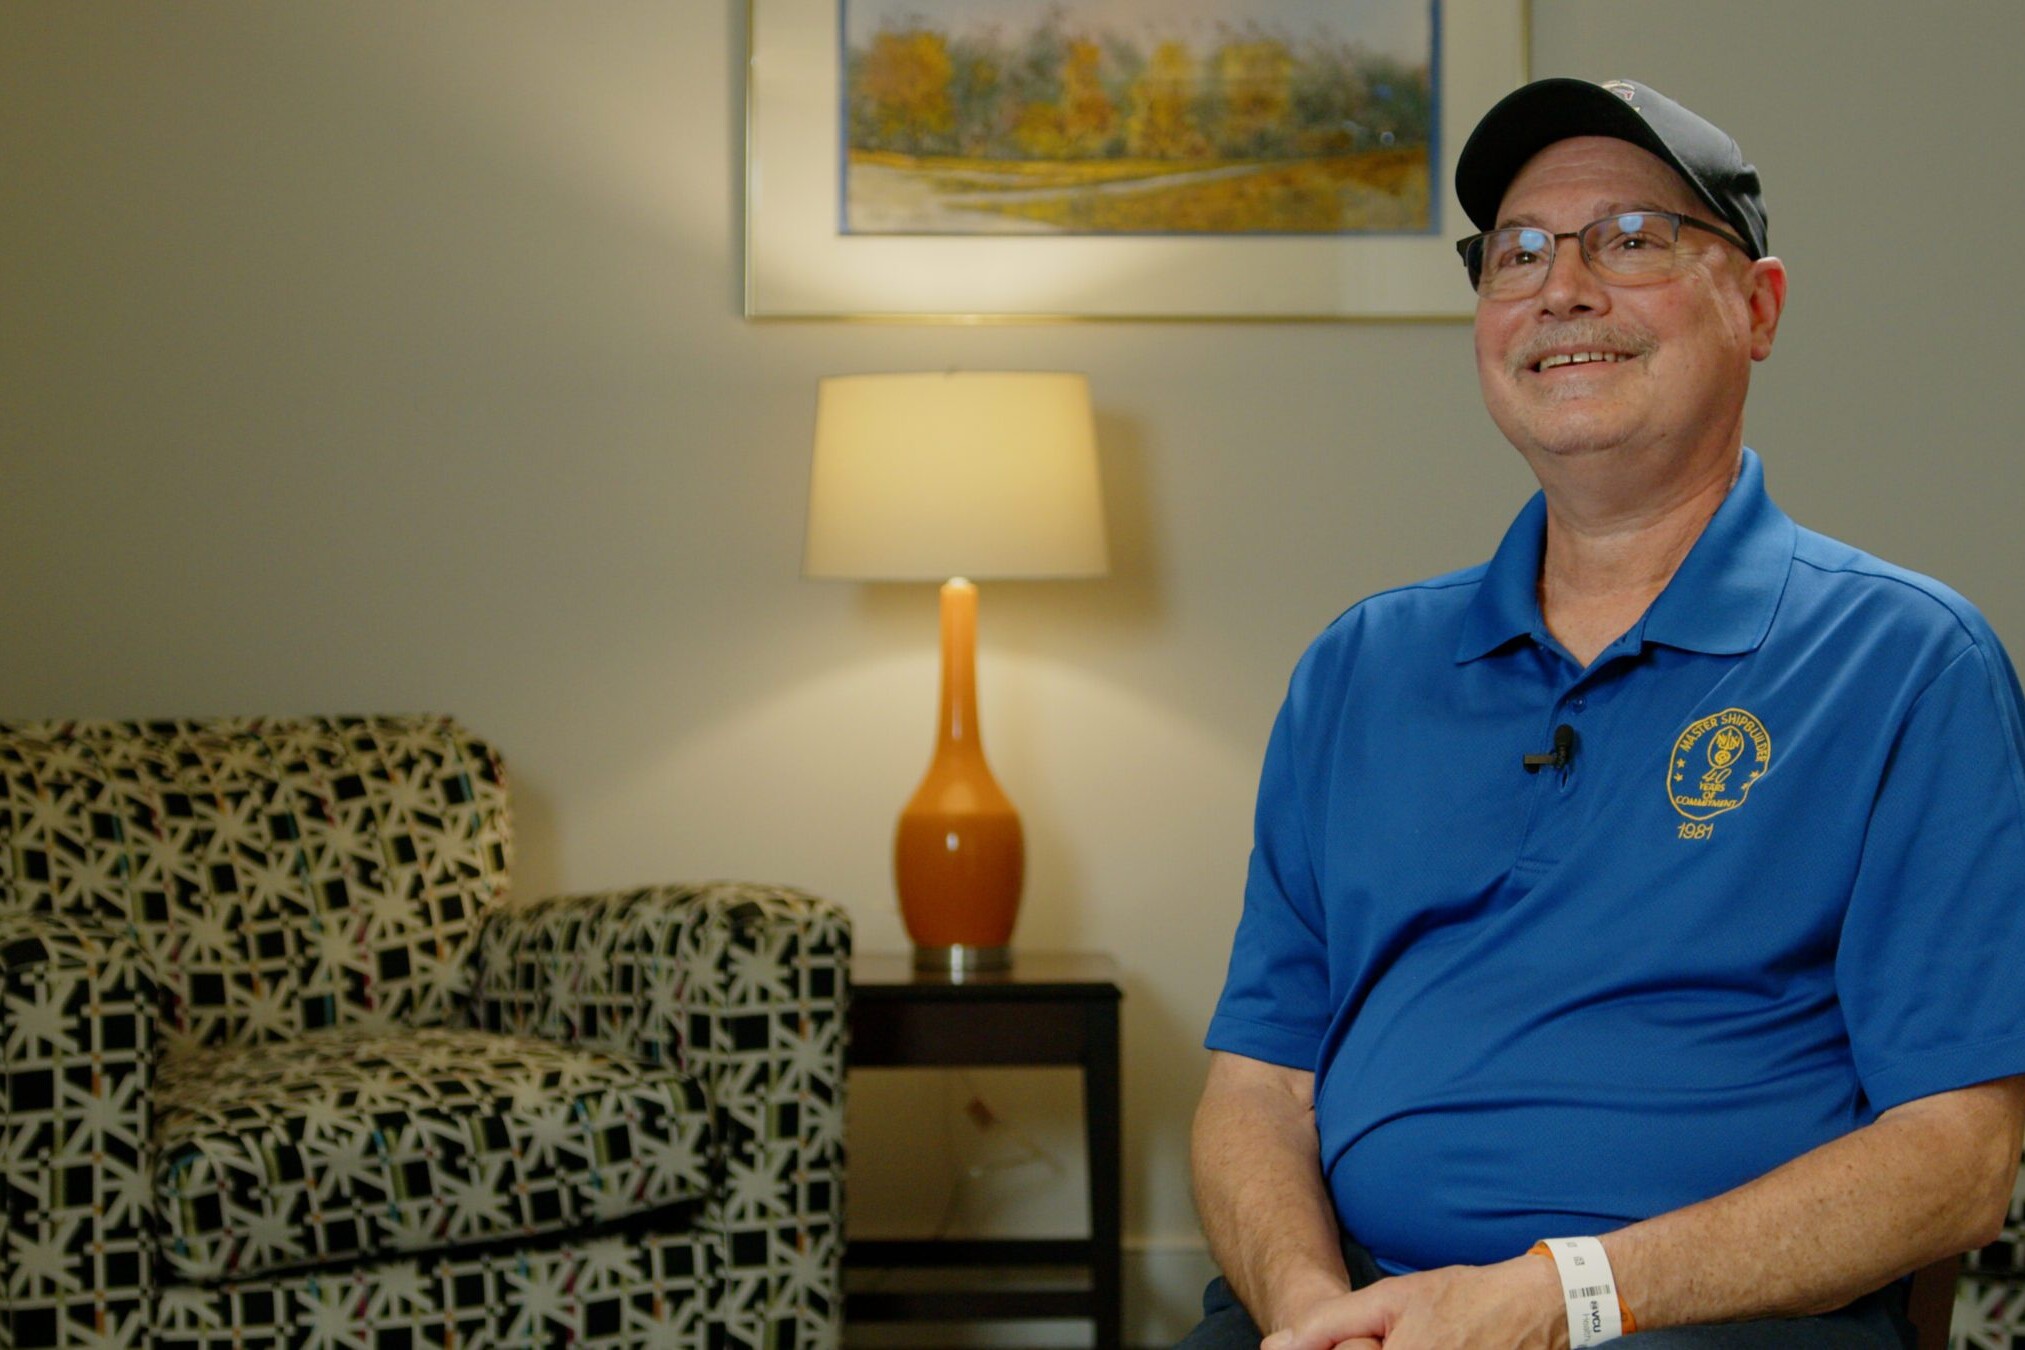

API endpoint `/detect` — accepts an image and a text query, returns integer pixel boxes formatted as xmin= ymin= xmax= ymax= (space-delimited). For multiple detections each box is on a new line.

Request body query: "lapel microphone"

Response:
xmin=1522 ymin=723 xmax=1577 ymax=774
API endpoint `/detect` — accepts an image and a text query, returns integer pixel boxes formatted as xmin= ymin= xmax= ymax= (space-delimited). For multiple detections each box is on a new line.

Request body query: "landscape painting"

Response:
xmin=840 ymin=0 xmax=1439 ymax=236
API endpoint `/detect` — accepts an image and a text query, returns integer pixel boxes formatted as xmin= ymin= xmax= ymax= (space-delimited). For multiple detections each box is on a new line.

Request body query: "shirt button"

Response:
xmin=1569 ymin=696 xmax=1587 ymax=711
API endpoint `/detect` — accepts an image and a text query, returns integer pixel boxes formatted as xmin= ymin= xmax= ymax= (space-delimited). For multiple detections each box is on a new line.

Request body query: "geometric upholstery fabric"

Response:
xmin=150 ymin=1226 xmax=718 ymax=1349
xmin=1 ymin=715 xmax=851 ymax=1350
xmin=0 ymin=906 xmax=159 ymax=1348
xmin=1956 ymin=1182 xmax=2025 ymax=1347
xmin=1956 ymin=1280 xmax=2025 ymax=1350
xmin=154 ymin=1025 xmax=711 ymax=1283
xmin=0 ymin=715 xmax=511 ymax=1052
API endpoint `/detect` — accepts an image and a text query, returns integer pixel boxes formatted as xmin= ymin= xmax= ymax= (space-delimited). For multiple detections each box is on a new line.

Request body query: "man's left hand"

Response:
xmin=1260 ymin=1254 xmax=1569 ymax=1350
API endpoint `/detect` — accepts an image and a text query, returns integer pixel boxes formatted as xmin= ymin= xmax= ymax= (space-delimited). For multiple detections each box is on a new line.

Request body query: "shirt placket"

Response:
xmin=1511 ymin=643 xmax=1631 ymax=878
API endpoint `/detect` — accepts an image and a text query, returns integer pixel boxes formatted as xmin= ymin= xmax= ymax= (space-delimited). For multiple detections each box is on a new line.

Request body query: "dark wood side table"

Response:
xmin=845 ymin=951 xmax=1124 ymax=1350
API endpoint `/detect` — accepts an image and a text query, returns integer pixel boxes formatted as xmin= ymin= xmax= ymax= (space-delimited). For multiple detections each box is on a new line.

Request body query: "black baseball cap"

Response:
xmin=1455 ymin=78 xmax=1767 ymax=259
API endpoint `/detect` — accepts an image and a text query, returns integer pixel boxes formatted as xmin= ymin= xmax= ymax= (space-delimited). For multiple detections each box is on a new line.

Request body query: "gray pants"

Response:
xmin=1175 ymin=1234 xmax=1915 ymax=1349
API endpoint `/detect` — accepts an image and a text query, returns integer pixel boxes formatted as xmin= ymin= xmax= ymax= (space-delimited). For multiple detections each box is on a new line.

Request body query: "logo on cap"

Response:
xmin=1601 ymin=80 xmax=1639 ymax=106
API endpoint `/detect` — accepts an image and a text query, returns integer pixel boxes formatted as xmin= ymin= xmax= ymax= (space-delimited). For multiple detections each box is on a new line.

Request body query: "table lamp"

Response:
xmin=805 ymin=371 xmax=1108 ymax=975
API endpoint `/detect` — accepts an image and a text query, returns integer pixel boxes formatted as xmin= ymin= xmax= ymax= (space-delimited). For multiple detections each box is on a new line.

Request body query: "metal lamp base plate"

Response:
xmin=913 ymin=944 xmax=1012 ymax=976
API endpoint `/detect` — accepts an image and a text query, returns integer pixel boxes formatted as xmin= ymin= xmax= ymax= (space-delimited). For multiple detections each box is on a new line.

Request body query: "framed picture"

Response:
xmin=745 ymin=0 xmax=1529 ymax=321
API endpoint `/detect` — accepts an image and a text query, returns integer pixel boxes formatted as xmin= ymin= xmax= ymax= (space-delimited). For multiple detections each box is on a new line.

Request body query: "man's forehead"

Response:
xmin=1494 ymin=135 xmax=1702 ymax=223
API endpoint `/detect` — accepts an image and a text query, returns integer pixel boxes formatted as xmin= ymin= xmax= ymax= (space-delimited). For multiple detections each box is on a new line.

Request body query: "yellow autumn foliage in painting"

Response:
xmin=1218 ymin=42 xmax=1294 ymax=151
xmin=1012 ymin=102 xmax=1067 ymax=159
xmin=1015 ymin=40 xmax=1115 ymax=159
xmin=1125 ymin=42 xmax=1210 ymax=160
xmin=860 ymin=29 xmax=955 ymax=147
xmin=1061 ymin=40 xmax=1115 ymax=155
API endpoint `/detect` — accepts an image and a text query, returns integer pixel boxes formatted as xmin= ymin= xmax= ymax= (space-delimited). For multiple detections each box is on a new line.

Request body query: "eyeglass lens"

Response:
xmin=1474 ymin=213 xmax=1683 ymax=298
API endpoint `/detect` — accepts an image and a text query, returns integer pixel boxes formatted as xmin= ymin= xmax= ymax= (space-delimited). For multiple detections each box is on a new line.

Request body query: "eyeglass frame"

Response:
xmin=1455 ymin=211 xmax=1756 ymax=297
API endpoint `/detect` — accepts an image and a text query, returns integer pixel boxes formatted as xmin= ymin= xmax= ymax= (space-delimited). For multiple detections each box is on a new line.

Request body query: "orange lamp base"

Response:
xmin=893 ymin=579 xmax=1025 ymax=975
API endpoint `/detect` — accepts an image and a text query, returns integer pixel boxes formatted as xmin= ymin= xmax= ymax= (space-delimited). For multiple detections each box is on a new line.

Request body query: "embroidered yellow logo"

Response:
xmin=1669 ymin=707 xmax=1771 ymax=821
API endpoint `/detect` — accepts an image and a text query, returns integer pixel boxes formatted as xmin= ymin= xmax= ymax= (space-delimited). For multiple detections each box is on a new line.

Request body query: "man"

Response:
xmin=1187 ymin=78 xmax=2025 ymax=1350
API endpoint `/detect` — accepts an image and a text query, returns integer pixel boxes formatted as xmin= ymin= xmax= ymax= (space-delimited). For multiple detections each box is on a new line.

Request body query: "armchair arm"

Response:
xmin=469 ymin=881 xmax=852 ymax=1066
xmin=1 ymin=909 xmax=159 ymax=1350
xmin=471 ymin=881 xmax=852 ymax=1349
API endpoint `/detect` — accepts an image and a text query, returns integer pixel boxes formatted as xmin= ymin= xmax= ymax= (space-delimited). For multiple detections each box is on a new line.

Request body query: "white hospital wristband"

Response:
xmin=1533 ymin=1236 xmax=1629 ymax=1346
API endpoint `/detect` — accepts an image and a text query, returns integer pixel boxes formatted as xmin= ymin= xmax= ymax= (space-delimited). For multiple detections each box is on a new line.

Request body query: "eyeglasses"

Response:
xmin=1456 ymin=211 xmax=1754 ymax=300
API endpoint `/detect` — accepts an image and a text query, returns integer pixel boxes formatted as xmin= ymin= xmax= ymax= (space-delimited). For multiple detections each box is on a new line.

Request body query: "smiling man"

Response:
xmin=1184 ymin=79 xmax=2025 ymax=1350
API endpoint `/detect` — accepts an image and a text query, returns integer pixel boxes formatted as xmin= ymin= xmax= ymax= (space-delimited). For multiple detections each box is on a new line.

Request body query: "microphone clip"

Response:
xmin=1523 ymin=723 xmax=1577 ymax=774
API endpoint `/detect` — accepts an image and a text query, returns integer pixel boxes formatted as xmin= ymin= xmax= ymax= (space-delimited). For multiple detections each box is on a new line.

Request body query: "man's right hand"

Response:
xmin=1262 ymin=1255 xmax=1569 ymax=1350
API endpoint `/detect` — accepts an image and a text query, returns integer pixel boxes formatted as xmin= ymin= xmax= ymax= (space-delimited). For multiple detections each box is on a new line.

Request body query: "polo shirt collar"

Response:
xmin=1454 ymin=491 xmax=1549 ymax=662
xmin=1455 ymin=448 xmax=1796 ymax=663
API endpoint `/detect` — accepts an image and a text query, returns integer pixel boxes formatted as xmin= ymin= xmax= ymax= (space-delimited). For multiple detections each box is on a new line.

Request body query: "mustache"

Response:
xmin=1509 ymin=322 xmax=1658 ymax=376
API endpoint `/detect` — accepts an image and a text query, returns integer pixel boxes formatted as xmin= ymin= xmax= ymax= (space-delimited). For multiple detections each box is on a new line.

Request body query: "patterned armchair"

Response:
xmin=1955 ymin=1192 xmax=2025 ymax=1346
xmin=0 ymin=715 xmax=850 ymax=1349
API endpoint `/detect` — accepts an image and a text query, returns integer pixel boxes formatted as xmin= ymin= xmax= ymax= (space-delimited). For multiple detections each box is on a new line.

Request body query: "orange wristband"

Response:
xmin=1530 ymin=1240 xmax=1638 ymax=1337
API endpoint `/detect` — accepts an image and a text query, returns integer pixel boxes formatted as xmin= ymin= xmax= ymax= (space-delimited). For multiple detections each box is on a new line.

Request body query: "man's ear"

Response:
xmin=1745 ymin=256 xmax=1788 ymax=362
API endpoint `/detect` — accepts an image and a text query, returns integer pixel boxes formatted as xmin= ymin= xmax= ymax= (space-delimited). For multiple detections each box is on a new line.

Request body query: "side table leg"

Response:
xmin=1086 ymin=999 xmax=1124 ymax=1350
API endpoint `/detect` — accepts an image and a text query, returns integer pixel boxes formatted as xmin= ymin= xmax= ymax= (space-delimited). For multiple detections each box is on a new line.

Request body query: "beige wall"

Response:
xmin=5 ymin=1 xmax=2021 ymax=1339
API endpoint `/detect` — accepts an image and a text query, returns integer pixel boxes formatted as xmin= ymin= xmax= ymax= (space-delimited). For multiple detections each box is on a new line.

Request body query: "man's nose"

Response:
xmin=1536 ymin=238 xmax=1610 ymax=316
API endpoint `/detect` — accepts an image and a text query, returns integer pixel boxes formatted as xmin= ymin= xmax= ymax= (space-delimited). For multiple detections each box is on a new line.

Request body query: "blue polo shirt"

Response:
xmin=1207 ymin=450 xmax=2025 ymax=1274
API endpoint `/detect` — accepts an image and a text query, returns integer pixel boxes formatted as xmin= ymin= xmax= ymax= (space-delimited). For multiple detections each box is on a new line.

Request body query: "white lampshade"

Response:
xmin=804 ymin=371 xmax=1108 ymax=581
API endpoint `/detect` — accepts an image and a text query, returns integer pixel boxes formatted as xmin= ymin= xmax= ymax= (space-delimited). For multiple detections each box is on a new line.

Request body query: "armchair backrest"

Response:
xmin=0 ymin=714 xmax=512 ymax=1049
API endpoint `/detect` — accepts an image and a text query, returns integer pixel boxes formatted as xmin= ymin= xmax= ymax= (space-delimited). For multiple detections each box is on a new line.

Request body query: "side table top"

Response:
xmin=852 ymin=950 xmax=1121 ymax=997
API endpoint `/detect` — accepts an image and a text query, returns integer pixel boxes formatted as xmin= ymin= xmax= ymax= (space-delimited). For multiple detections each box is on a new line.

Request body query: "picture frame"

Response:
xmin=744 ymin=0 xmax=1530 ymax=322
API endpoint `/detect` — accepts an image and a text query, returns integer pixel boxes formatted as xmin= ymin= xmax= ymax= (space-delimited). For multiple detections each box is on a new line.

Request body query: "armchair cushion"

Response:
xmin=154 ymin=1026 xmax=712 ymax=1284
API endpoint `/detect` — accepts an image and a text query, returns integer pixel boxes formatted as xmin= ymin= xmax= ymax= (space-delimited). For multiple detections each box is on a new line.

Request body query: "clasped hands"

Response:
xmin=1261 ymin=1254 xmax=1571 ymax=1350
